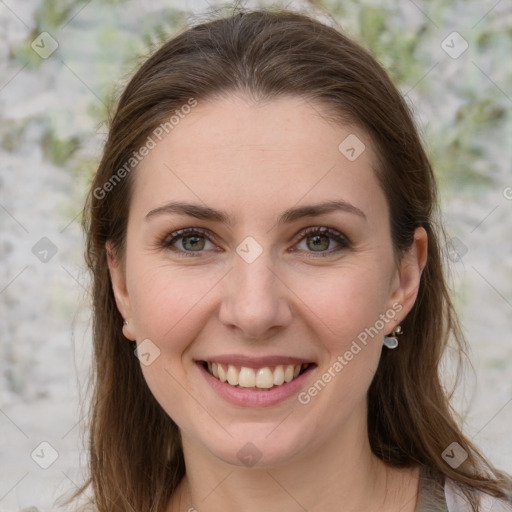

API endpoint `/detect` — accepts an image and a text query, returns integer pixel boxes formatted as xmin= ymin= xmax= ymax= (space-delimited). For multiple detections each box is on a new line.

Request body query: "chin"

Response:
xmin=195 ymin=423 xmax=313 ymax=469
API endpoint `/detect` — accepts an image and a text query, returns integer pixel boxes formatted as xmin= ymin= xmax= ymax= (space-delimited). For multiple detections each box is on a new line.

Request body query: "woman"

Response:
xmin=74 ymin=6 xmax=512 ymax=512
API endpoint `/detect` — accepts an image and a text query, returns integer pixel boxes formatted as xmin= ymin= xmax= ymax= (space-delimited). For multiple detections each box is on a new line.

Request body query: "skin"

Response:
xmin=107 ymin=94 xmax=428 ymax=512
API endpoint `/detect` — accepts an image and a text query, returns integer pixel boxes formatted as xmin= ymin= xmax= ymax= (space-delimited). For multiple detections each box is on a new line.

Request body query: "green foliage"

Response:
xmin=34 ymin=0 xmax=130 ymax=31
xmin=72 ymin=156 xmax=99 ymax=198
xmin=1 ymin=120 xmax=28 ymax=151
xmin=313 ymin=0 xmax=511 ymax=193
xmin=358 ymin=6 xmax=429 ymax=86
xmin=34 ymin=0 xmax=86 ymax=30
xmin=9 ymin=0 xmax=511 ymax=195
xmin=138 ymin=9 xmax=189 ymax=53
xmin=41 ymin=127 xmax=81 ymax=167
xmin=10 ymin=39 xmax=46 ymax=70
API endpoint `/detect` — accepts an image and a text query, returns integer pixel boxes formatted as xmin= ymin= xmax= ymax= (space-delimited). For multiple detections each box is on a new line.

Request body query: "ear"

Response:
xmin=387 ymin=227 xmax=428 ymax=330
xmin=106 ymin=240 xmax=136 ymax=341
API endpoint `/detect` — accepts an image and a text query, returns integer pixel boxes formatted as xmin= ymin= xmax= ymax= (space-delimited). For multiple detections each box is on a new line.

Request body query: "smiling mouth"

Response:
xmin=201 ymin=361 xmax=315 ymax=390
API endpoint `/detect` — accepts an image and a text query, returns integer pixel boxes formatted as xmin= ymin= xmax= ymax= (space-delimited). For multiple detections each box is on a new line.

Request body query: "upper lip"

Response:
xmin=196 ymin=355 xmax=315 ymax=367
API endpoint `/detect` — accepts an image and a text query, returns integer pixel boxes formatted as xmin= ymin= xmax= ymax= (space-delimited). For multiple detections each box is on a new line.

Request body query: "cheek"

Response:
xmin=290 ymin=262 xmax=393 ymax=410
xmin=129 ymin=254 xmax=393 ymax=356
xmin=127 ymin=261 xmax=224 ymax=350
xmin=292 ymin=269 xmax=390 ymax=428
xmin=127 ymin=263 xmax=218 ymax=430
xmin=291 ymin=262 xmax=393 ymax=349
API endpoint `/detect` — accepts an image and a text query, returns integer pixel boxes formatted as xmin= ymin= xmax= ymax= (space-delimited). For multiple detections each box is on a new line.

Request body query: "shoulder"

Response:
xmin=445 ymin=477 xmax=512 ymax=512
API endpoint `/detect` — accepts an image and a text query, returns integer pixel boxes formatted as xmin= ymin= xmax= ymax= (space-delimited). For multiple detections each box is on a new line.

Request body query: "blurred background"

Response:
xmin=0 ymin=0 xmax=511 ymax=510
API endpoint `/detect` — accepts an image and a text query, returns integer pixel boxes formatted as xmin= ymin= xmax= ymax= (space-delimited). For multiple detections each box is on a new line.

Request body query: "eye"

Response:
xmin=159 ymin=227 xmax=216 ymax=256
xmin=293 ymin=226 xmax=351 ymax=257
xmin=159 ymin=226 xmax=351 ymax=257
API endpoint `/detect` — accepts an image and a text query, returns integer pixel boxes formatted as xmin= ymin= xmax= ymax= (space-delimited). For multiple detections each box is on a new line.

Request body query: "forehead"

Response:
xmin=131 ymin=94 xmax=386 ymax=225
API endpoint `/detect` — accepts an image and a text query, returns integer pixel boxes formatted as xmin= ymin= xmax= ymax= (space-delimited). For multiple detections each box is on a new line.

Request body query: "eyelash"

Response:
xmin=158 ymin=226 xmax=351 ymax=258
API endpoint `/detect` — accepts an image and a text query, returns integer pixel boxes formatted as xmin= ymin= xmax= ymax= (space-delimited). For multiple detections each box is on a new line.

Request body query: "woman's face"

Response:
xmin=108 ymin=94 xmax=426 ymax=468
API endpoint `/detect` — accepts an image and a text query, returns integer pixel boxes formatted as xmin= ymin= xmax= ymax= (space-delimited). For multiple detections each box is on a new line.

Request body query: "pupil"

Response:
xmin=184 ymin=235 xmax=204 ymax=251
xmin=309 ymin=234 xmax=329 ymax=251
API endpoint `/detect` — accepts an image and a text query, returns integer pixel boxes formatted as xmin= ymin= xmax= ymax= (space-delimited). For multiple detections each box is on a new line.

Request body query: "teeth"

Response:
xmin=206 ymin=362 xmax=309 ymax=389
xmin=216 ymin=363 xmax=227 ymax=382
xmin=227 ymin=365 xmax=239 ymax=386
xmin=239 ymin=367 xmax=256 ymax=388
xmin=256 ymin=368 xmax=274 ymax=389
xmin=284 ymin=365 xmax=294 ymax=383
xmin=273 ymin=365 xmax=284 ymax=385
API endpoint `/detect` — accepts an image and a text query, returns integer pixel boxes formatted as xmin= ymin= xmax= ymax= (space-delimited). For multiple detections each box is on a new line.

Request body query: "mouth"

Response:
xmin=199 ymin=361 xmax=316 ymax=390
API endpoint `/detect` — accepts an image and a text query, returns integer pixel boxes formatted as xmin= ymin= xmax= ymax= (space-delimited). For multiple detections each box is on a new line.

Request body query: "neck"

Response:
xmin=170 ymin=416 xmax=419 ymax=512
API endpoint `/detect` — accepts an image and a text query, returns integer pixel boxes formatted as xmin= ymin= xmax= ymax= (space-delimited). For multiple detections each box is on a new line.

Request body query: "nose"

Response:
xmin=218 ymin=248 xmax=293 ymax=340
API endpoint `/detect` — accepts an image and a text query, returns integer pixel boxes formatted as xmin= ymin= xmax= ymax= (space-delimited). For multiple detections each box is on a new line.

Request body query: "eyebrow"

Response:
xmin=145 ymin=199 xmax=367 ymax=225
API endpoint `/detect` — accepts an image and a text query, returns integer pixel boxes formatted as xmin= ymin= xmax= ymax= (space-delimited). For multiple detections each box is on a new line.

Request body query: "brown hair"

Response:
xmin=73 ymin=6 xmax=511 ymax=512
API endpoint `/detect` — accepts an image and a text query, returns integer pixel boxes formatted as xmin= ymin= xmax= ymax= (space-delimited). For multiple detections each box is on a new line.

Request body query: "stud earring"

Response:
xmin=383 ymin=325 xmax=402 ymax=349
xmin=123 ymin=320 xmax=127 ymax=326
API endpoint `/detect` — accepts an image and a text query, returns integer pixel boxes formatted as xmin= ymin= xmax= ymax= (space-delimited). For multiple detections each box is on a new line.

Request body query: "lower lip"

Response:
xmin=198 ymin=363 xmax=315 ymax=407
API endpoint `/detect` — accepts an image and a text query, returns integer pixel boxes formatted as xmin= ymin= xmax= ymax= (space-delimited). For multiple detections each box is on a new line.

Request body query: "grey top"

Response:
xmin=415 ymin=465 xmax=512 ymax=512
xmin=18 ymin=465 xmax=512 ymax=512
xmin=415 ymin=465 xmax=449 ymax=511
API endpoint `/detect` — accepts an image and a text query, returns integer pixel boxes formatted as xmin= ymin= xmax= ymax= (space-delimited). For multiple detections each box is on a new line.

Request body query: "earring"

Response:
xmin=383 ymin=325 xmax=402 ymax=349
xmin=123 ymin=320 xmax=127 ymax=326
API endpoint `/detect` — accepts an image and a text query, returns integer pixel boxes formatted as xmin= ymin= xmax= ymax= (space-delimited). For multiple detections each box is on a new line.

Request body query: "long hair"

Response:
xmin=73 ymin=6 xmax=511 ymax=511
